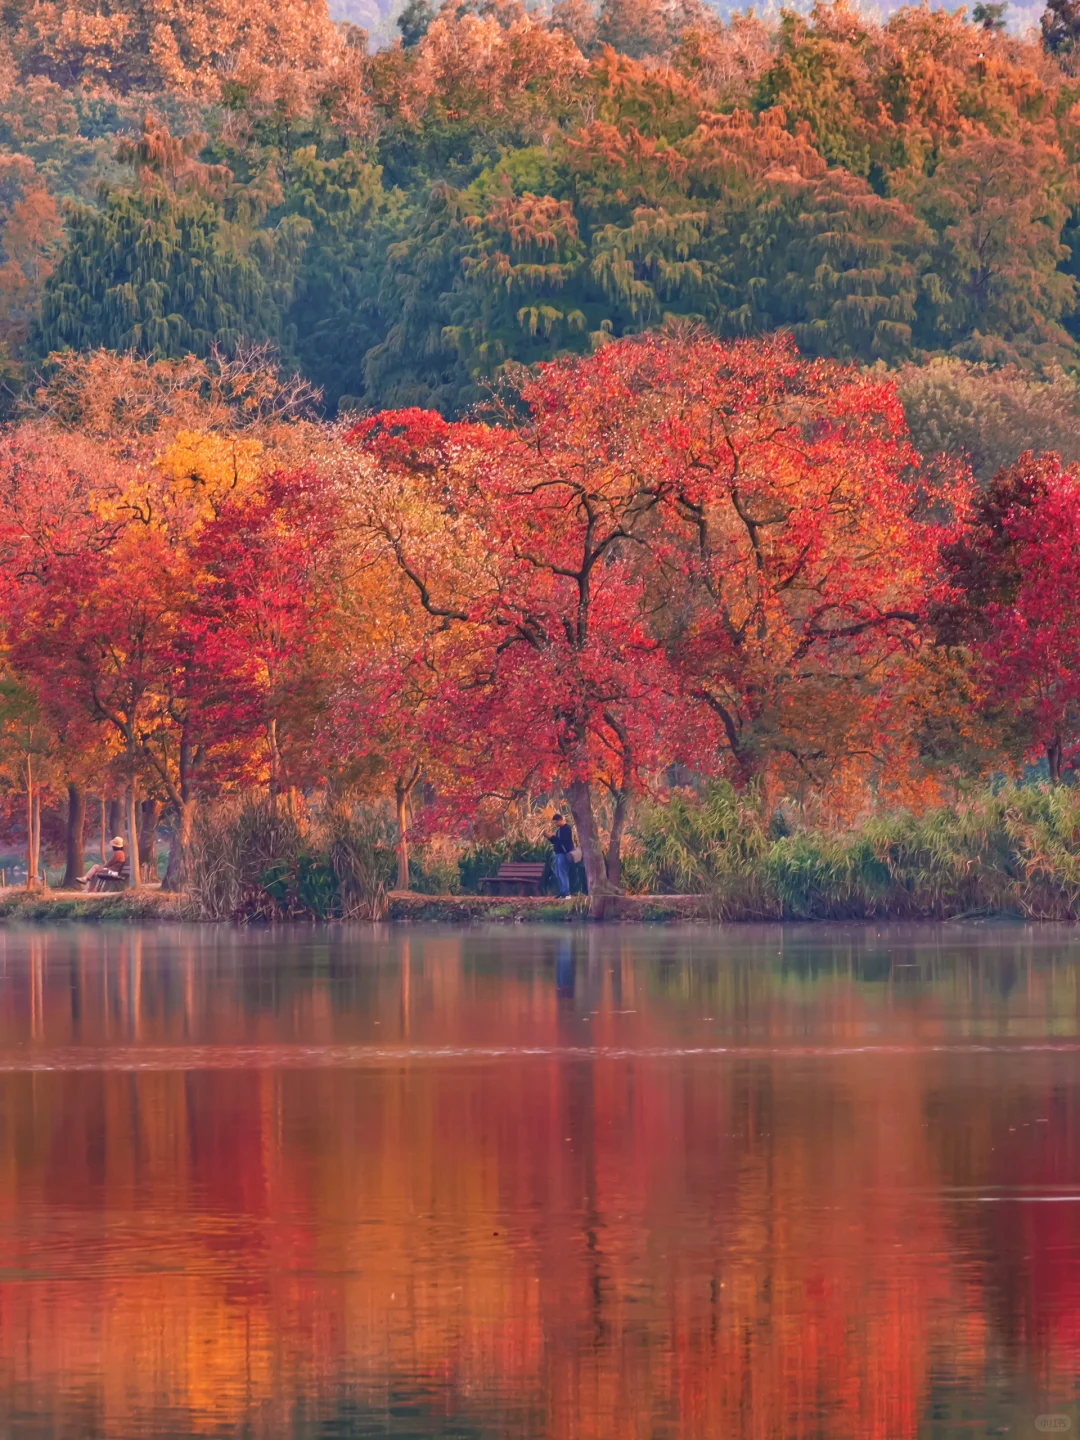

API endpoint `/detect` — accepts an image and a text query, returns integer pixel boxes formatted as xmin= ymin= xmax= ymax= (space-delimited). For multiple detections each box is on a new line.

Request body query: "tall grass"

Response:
xmin=184 ymin=781 xmax=1080 ymax=922
xmin=623 ymin=781 xmax=1080 ymax=920
xmin=322 ymin=803 xmax=396 ymax=918
xmin=187 ymin=793 xmax=396 ymax=920
xmin=622 ymin=782 xmax=772 ymax=916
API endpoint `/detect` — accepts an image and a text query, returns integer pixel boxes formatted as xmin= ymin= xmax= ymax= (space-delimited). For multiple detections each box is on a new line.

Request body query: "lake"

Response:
xmin=0 ymin=922 xmax=1077 ymax=1438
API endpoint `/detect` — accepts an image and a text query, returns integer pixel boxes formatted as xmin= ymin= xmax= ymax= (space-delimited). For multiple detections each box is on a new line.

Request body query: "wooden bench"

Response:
xmin=480 ymin=861 xmax=547 ymax=896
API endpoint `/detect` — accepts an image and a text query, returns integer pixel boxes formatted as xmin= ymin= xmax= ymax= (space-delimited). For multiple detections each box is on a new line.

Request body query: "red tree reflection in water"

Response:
xmin=0 ymin=928 xmax=1075 ymax=1437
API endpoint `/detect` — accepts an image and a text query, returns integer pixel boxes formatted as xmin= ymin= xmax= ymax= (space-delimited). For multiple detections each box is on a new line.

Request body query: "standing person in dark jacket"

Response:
xmin=548 ymin=814 xmax=574 ymax=897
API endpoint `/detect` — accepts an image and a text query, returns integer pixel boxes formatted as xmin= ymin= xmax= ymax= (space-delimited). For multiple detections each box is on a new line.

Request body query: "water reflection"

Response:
xmin=0 ymin=924 xmax=1077 ymax=1437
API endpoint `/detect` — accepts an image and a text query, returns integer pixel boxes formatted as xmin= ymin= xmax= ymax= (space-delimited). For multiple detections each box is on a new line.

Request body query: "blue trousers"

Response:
xmin=553 ymin=852 xmax=571 ymax=897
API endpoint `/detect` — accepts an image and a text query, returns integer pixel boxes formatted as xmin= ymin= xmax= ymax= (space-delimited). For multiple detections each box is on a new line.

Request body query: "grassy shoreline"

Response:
xmin=0 ymin=888 xmax=709 ymax=925
xmin=0 ymin=888 xmax=192 ymax=924
xmin=0 ymin=887 xmax=1035 ymax=926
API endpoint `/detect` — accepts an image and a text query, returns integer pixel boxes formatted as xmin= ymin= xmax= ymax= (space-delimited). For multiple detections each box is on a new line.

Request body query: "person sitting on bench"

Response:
xmin=79 ymin=836 xmax=128 ymax=890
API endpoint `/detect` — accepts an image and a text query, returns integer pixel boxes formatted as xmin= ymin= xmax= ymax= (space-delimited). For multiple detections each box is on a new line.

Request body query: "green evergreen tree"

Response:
xmin=973 ymin=2 xmax=1008 ymax=31
xmin=397 ymin=0 xmax=436 ymax=48
xmin=1042 ymin=0 xmax=1080 ymax=51
xmin=36 ymin=186 xmax=292 ymax=359
xmin=363 ymin=184 xmax=484 ymax=413
xmin=282 ymin=147 xmax=403 ymax=409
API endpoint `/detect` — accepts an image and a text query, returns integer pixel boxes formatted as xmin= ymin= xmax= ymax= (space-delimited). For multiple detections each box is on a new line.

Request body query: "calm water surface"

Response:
xmin=0 ymin=922 xmax=1078 ymax=1438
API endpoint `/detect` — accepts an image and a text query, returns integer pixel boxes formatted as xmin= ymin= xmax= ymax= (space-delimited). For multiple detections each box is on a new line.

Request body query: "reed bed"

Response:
xmin=623 ymin=782 xmax=1080 ymax=920
xmin=186 ymin=794 xmax=396 ymax=921
xmin=177 ymin=782 xmax=1080 ymax=923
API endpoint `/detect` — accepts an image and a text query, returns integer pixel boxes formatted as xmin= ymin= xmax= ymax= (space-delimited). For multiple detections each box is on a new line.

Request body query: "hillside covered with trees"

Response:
xmin=5 ymin=0 xmax=1080 ymax=415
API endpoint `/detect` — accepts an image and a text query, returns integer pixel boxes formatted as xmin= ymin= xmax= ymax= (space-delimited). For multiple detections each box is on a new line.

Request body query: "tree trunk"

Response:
xmin=1048 ymin=736 xmax=1063 ymax=785
xmin=395 ymin=783 xmax=410 ymax=891
xmin=163 ymin=797 xmax=197 ymax=892
xmin=139 ymin=798 xmax=161 ymax=883
xmin=566 ymin=778 xmax=612 ymax=919
xmin=62 ymin=782 xmax=86 ymax=888
xmin=100 ymin=795 xmax=107 ymax=865
xmin=158 ymin=727 xmax=199 ymax=892
xmin=31 ymin=789 xmax=42 ymax=887
xmin=25 ymin=757 xmax=37 ymax=890
xmin=606 ymin=788 xmax=628 ymax=889
xmin=126 ymin=783 xmax=142 ymax=891
xmin=394 ymin=764 xmax=422 ymax=893
xmin=106 ymin=796 xmax=123 ymax=842
xmin=268 ymin=717 xmax=282 ymax=804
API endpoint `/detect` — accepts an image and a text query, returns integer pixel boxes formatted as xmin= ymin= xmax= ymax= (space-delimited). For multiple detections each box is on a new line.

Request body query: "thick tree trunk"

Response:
xmin=163 ymin=798 xmax=197 ymax=892
xmin=106 ymin=796 xmax=123 ymax=842
xmin=126 ymin=783 xmax=142 ymax=891
xmin=598 ymin=712 xmax=632 ymax=901
xmin=1048 ymin=736 xmax=1063 ymax=785
xmin=139 ymin=798 xmax=161 ymax=882
xmin=99 ymin=795 xmax=107 ymax=865
xmin=395 ymin=784 xmax=410 ymax=891
xmin=159 ymin=730 xmax=199 ymax=892
xmin=566 ymin=778 xmax=612 ymax=919
xmin=606 ymin=789 xmax=628 ymax=890
xmin=62 ymin=782 xmax=86 ymax=888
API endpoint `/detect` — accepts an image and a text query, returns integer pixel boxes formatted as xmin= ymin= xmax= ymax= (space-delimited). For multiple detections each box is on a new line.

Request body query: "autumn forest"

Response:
xmin=6 ymin=0 xmax=1080 ymax=912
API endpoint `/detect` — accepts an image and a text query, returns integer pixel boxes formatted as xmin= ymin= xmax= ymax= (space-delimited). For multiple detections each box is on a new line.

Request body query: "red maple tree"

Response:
xmin=7 ymin=527 xmax=192 ymax=888
xmin=352 ymin=334 xmax=952 ymax=901
xmin=185 ymin=468 xmax=344 ymax=799
xmin=351 ymin=392 xmax=686 ymax=909
xmin=944 ymin=453 xmax=1080 ymax=782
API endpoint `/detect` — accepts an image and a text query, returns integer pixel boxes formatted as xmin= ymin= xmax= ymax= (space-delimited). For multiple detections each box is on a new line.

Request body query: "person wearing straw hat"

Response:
xmin=78 ymin=836 xmax=128 ymax=890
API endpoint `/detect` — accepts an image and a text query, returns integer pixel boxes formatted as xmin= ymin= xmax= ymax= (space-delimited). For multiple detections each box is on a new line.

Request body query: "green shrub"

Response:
xmin=148 ymin=780 xmax=1080 ymax=923
xmin=259 ymin=852 xmax=339 ymax=920
xmin=323 ymin=805 xmax=396 ymax=917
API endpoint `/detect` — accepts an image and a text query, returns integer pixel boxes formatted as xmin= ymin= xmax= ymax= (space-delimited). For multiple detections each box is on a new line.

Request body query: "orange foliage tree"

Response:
xmin=6 ymin=0 xmax=360 ymax=109
xmin=0 ymin=350 xmax=322 ymax=885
